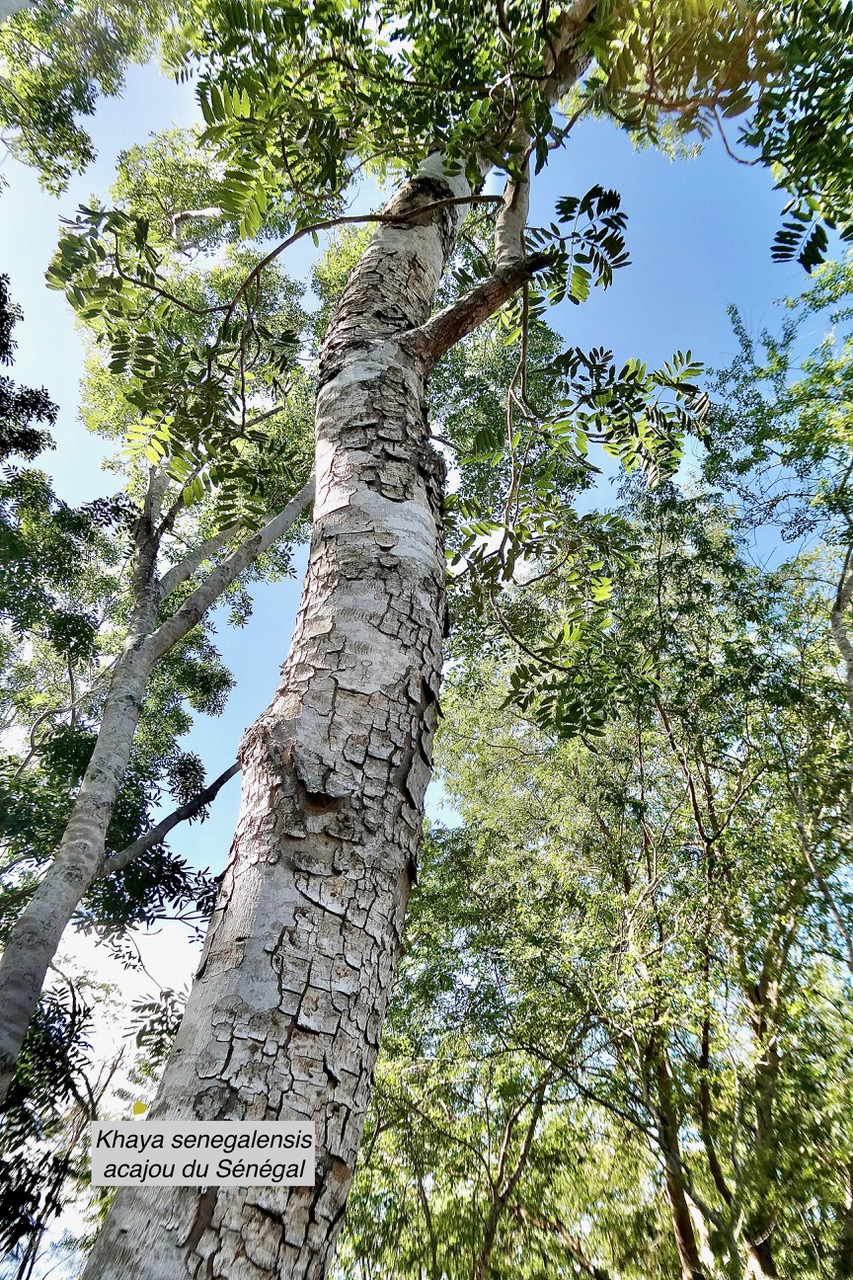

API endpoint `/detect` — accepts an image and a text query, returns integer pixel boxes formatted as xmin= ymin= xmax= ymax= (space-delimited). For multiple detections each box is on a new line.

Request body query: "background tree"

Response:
xmin=702 ymin=254 xmax=853 ymax=767
xmin=0 ymin=248 xmax=312 ymax=1258
xmin=337 ymin=489 xmax=852 ymax=1280
xmin=0 ymin=166 xmax=317 ymax=1101
xmin=0 ymin=0 xmax=177 ymax=191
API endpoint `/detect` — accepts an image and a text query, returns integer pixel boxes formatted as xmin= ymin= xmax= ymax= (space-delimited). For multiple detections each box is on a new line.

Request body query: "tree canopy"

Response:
xmin=0 ymin=1 xmax=851 ymax=1277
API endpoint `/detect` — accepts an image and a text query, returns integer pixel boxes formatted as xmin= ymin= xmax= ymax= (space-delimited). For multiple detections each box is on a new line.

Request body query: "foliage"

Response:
xmin=0 ymin=978 xmax=101 ymax=1275
xmin=703 ymin=252 xmax=853 ymax=542
xmin=0 ymin=275 xmax=56 ymax=459
xmin=0 ymin=274 xmax=118 ymax=664
xmin=746 ymin=0 xmax=853 ymax=269
xmin=436 ymin=248 xmax=709 ymax=740
xmin=0 ymin=0 xmax=175 ymax=191
xmin=585 ymin=0 xmax=779 ymax=143
xmin=587 ymin=0 xmax=853 ymax=271
xmin=339 ymin=492 xmax=853 ymax=1279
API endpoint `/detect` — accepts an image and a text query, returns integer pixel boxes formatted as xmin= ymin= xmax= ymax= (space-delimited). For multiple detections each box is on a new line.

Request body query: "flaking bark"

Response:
xmin=82 ymin=9 xmax=597 ymax=1276
xmin=82 ymin=156 xmax=477 ymax=1280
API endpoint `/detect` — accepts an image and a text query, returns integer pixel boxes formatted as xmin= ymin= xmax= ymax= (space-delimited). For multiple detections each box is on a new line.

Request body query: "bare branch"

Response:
xmin=170 ymin=207 xmax=226 ymax=247
xmin=494 ymin=159 xmax=531 ymax=268
xmin=158 ymin=523 xmax=243 ymax=602
xmin=101 ymin=763 xmax=240 ymax=878
xmin=512 ymin=1205 xmax=612 ymax=1280
xmin=146 ymin=474 xmax=315 ymax=663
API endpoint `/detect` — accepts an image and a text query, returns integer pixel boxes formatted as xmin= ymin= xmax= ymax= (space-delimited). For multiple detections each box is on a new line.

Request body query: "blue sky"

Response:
xmin=0 ymin=55 xmax=809 ymax=930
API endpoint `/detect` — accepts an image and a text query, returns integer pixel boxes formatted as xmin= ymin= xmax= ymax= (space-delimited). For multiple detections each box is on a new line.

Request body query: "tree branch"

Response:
xmin=170 ymin=207 xmax=226 ymax=246
xmin=158 ymin=522 xmax=243 ymax=602
xmin=100 ymin=762 xmax=240 ymax=878
xmin=219 ymin=196 xmax=504 ymax=331
xmin=146 ymin=474 xmax=314 ymax=663
xmin=494 ymin=159 xmax=531 ymax=267
xmin=512 ymin=1205 xmax=612 ymax=1280
xmin=410 ymin=253 xmax=550 ymax=370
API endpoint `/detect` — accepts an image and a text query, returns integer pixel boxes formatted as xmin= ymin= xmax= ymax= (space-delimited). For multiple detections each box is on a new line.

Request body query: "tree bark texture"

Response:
xmin=82 ymin=160 xmax=473 ymax=1280
xmin=81 ymin=7 xmax=597 ymax=1271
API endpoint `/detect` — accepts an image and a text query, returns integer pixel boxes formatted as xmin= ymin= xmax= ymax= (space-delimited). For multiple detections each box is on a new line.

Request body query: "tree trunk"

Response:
xmin=837 ymin=1160 xmax=853 ymax=1279
xmin=653 ymin=1057 xmax=708 ymax=1280
xmin=81 ymin=158 xmax=473 ymax=1280
xmin=744 ymin=977 xmax=781 ymax=1279
xmin=0 ymin=482 xmax=311 ymax=1105
xmin=79 ymin=5 xmax=596 ymax=1269
xmin=0 ymin=583 xmax=159 ymax=1102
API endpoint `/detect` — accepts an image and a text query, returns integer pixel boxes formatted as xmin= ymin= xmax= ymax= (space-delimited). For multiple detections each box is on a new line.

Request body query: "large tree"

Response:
xmin=64 ymin=4 xmax=843 ymax=1279
xmin=338 ymin=489 xmax=851 ymax=1280
xmin=0 ymin=1 xmax=850 ymax=1277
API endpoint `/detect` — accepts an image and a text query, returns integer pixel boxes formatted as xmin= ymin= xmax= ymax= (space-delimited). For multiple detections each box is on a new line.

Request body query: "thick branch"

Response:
xmin=158 ymin=523 xmax=242 ymax=602
xmin=500 ymin=1081 xmax=546 ymax=1203
xmin=698 ymin=1012 xmax=734 ymax=1207
xmin=410 ymin=254 xmax=550 ymax=369
xmin=494 ymin=161 xmax=531 ymax=267
xmin=170 ymin=207 xmax=225 ymax=245
xmin=146 ymin=475 xmax=314 ymax=662
xmin=101 ymin=763 xmax=239 ymax=878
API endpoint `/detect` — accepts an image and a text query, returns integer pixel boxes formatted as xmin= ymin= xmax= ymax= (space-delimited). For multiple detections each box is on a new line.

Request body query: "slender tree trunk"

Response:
xmin=0 ymin=483 xmax=311 ymax=1105
xmin=744 ymin=975 xmax=781 ymax=1280
xmin=830 ymin=561 xmax=853 ymax=734
xmin=653 ymin=1056 xmax=709 ymax=1280
xmin=838 ymin=1160 xmax=853 ymax=1279
xmin=830 ymin=557 xmax=853 ymax=862
xmin=513 ymin=1207 xmax=612 ymax=1280
xmin=0 ymin=524 xmax=161 ymax=1101
xmin=473 ymin=1083 xmax=546 ymax=1280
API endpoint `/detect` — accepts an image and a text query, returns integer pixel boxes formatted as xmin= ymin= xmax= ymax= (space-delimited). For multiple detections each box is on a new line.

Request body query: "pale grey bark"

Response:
xmin=81 ymin=9 xmax=597 ymax=1277
xmin=0 ymin=480 xmax=313 ymax=1105
xmin=170 ymin=208 xmax=227 ymax=247
xmin=147 ymin=477 xmax=315 ymax=663
xmin=494 ymin=162 xmax=532 ymax=268
xmin=82 ymin=153 xmax=480 ymax=1280
xmin=0 ymin=474 xmax=166 ymax=1102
